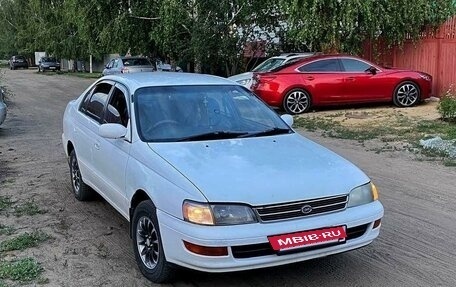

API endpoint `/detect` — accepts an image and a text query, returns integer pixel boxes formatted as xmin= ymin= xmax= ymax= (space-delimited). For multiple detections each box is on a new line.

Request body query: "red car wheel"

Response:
xmin=393 ymin=81 xmax=421 ymax=107
xmin=283 ymin=89 xmax=312 ymax=114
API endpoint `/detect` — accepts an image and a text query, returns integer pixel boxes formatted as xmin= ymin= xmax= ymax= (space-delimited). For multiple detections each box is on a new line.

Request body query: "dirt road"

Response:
xmin=1 ymin=69 xmax=455 ymax=286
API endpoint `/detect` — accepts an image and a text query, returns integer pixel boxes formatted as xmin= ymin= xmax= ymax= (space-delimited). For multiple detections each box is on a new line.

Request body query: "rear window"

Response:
xmin=122 ymin=58 xmax=151 ymax=66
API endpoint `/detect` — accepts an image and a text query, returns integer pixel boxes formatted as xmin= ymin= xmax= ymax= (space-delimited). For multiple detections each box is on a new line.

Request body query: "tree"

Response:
xmin=283 ymin=0 xmax=456 ymax=53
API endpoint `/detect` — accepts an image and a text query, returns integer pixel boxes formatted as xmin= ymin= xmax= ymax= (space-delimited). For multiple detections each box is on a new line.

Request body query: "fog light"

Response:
xmin=373 ymin=219 xmax=382 ymax=229
xmin=183 ymin=241 xmax=228 ymax=256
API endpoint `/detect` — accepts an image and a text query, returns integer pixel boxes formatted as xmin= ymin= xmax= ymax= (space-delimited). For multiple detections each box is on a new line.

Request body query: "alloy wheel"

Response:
xmin=285 ymin=90 xmax=309 ymax=114
xmin=136 ymin=216 xmax=160 ymax=270
xmin=70 ymin=156 xmax=81 ymax=195
xmin=396 ymin=84 xmax=419 ymax=106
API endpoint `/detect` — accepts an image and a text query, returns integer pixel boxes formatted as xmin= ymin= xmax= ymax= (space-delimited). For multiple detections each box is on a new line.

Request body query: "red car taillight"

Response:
xmin=252 ymin=74 xmax=276 ymax=89
xmin=121 ymin=67 xmax=129 ymax=73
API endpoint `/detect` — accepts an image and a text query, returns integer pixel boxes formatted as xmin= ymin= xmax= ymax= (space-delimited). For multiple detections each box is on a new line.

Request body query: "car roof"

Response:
xmin=103 ymin=72 xmax=239 ymax=91
xmin=270 ymin=52 xmax=317 ymax=60
xmin=273 ymin=54 xmax=370 ymax=72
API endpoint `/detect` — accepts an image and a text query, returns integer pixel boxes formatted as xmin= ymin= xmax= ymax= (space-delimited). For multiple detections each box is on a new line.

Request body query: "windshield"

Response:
xmin=135 ymin=85 xmax=291 ymax=142
xmin=122 ymin=58 xmax=151 ymax=66
xmin=251 ymin=58 xmax=285 ymax=72
xmin=42 ymin=57 xmax=56 ymax=62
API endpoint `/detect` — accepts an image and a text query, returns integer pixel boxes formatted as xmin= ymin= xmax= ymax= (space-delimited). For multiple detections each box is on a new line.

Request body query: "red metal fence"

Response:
xmin=363 ymin=16 xmax=456 ymax=97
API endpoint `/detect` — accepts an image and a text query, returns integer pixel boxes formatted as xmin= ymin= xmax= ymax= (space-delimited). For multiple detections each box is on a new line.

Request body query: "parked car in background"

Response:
xmin=229 ymin=53 xmax=317 ymax=89
xmin=9 ymin=55 xmax=28 ymax=70
xmin=38 ymin=57 xmax=61 ymax=72
xmin=0 ymin=89 xmax=6 ymax=126
xmin=62 ymin=72 xmax=383 ymax=283
xmin=252 ymin=54 xmax=433 ymax=114
xmin=102 ymin=57 xmax=155 ymax=76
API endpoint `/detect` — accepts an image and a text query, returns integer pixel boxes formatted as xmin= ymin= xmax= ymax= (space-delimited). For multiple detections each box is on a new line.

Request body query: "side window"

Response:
xmin=107 ymin=60 xmax=114 ymax=69
xmin=84 ymin=83 xmax=113 ymax=122
xmin=298 ymin=59 xmax=342 ymax=72
xmin=104 ymin=87 xmax=129 ymax=127
xmin=341 ymin=59 xmax=371 ymax=72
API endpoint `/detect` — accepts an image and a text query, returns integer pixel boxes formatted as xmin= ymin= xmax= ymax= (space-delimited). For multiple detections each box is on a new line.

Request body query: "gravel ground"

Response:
xmin=1 ymin=69 xmax=455 ymax=287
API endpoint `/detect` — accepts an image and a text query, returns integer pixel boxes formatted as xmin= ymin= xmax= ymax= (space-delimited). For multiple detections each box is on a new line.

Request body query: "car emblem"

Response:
xmin=301 ymin=205 xmax=313 ymax=214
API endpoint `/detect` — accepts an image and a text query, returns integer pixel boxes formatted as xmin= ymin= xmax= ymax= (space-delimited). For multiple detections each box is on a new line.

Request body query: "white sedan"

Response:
xmin=62 ymin=72 xmax=383 ymax=283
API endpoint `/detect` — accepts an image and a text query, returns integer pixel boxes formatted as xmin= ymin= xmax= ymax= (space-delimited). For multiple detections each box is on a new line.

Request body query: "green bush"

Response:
xmin=438 ymin=90 xmax=456 ymax=121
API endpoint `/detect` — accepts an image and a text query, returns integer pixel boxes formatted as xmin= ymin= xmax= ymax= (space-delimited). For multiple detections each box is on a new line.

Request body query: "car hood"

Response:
xmin=228 ymin=72 xmax=253 ymax=82
xmin=148 ymin=134 xmax=370 ymax=206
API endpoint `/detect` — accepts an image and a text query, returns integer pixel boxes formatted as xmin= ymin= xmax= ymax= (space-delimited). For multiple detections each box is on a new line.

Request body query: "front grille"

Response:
xmin=254 ymin=195 xmax=348 ymax=222
xmin=231 ymin=224 xmax=369 ymax=259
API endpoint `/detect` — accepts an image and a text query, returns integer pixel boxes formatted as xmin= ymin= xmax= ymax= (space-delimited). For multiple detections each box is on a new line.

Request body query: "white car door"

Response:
xmin=75 ymin=81 xmax=114 ymax=189
xmin=92 ymin=83 xmax=131 ymax=216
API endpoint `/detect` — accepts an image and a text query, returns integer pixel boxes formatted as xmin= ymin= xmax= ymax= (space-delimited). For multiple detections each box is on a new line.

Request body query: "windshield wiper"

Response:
xmin=241 ymin=127 xmax=291 ymax=138
xmin=177 ymin=131 xmax=248 ymax=142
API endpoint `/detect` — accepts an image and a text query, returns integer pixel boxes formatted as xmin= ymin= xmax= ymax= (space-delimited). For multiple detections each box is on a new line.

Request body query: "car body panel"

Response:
xmin=148 ymin=134 xmax=369 ymax=206
xmin=252 ymin=55 xmax=433 ymax=110
xmin=228 ymin=53 xmax=317 ymax=89
xmin=102 ymin=57 xmax=155 ymax=76
xmin=9 ymin=55 xmax=28 ymax=69
xmin=62 ymin=72 xmax=383 ymax=274
xmin=0 ymin=97 xmax=6 ymax=126
xmin=39 ymin=57 xmax=61 ymax=71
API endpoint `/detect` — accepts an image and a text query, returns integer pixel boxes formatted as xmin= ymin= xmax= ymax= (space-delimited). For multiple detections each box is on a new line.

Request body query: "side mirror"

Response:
xmin=367 ymin=66 xmax=377 ymax=75
xmin=281 ymin=114 xmax=294 ymax=127
xmin=99 ymin=123 xmax=126 ymax=139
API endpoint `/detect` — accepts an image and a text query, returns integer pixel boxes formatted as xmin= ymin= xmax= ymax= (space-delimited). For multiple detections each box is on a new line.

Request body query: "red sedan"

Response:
xmin=251 ymin=55 xmax=433 ymax=114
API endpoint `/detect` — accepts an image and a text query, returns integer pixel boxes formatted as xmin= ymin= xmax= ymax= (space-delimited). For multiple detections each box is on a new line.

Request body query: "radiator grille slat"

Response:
xmin=254 ymin=195 xmax=348 ymax=222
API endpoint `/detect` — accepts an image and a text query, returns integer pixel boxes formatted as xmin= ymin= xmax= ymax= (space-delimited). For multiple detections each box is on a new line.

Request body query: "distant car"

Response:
xmin=252 ymin=54 xmax=433 ymax=114
xmin=228 ymin=53 xmax=317 ymax=89
xmin=9 ymin=55 xmax=28 ymax=70
xmin=0 ymin=89 xmax=6 ymax=126
xmin=102 ymin=57 xmax=155 ymax=76
xmin=62 ymin=72 xmax=383 ymax=283
xmin=38 ymin=57 xmax=61 ymax=72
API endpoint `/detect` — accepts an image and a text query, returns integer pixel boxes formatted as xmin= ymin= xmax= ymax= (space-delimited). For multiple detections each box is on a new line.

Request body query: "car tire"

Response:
xmin=132 ymin=200 xmax=175 ymax=283
xmin=393 ymin=81 xmax=420 ymax=107
xmin=69 ymin=150 xmax=94 ymax=201
xmin=283 ymin=88 xmax=312 ymax=114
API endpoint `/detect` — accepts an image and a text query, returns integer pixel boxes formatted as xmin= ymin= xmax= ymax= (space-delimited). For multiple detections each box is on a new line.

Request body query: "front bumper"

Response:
xmin=158 ymin=200 xmax=383 ymax=272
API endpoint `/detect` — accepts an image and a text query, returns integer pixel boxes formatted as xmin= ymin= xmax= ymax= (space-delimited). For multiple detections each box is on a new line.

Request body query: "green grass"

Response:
xmin=0 ymin=258 xmax=42 ymax=282
xmin=294 ymin=113 xmax=456 ymax=162
xmin=0 ymin=225 xmax=14 ymax=236
xmin=0 ymin=231 xmax=49 ymax=252
xmin=0 ymin=197 xmax=13 ymax=212
xmin=14 ymin=201 xmax=46 ymax=217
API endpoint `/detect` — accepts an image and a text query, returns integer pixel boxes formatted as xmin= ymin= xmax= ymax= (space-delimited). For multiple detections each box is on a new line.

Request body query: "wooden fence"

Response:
xmin=363 ymin=16 xmax=456 ymax=97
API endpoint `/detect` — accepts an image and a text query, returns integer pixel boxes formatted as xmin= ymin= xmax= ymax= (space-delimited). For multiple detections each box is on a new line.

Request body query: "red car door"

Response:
xmin=297 ymin=59 xmax=345 ymax=104
xmin=340 ymin=58 xmax=388 ymax=102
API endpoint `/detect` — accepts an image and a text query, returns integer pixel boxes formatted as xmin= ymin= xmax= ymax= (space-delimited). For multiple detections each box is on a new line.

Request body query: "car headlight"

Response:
xmin=419 ymin=73 xmax=431 ymax=81
xmin=237 ymin=79 xmax=251 ymax=86
xmin=183 ymin=200 xmax=257 ymax=225
xmin=347 ymin=182 xmax=379 ymax=207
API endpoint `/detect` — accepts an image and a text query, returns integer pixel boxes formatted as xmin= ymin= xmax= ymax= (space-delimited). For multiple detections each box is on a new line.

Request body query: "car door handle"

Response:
xmin=306 ymin=76 xmax=315 ymax=81
xmin=346 ymin=77 xmax=355 ymax=81
xmin=94 ymin=142 xmax=100 ymax=150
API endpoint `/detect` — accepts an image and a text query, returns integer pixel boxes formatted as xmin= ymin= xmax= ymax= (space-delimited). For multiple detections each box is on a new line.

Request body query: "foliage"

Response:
xmin=0 ymin=0 xmax=454 ymax=72
xmin=283 ymin=0 xmax=455 ymax=53
xmin=0 ymin=258 xmax=42 ymax=282
xmin=0 ymin=231 xmax=49 ymax=252
xmin=438 ymin=90 xmax=456 ymax=122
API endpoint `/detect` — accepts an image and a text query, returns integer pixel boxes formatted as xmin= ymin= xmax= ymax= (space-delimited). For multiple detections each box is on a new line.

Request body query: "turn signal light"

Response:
xmin=373 ymin=219 xmax=381 ymax=229
xmin=183 ymin=241 xmax=228 ymax=256
xmin=371 ymin=183 xmax=379 ymax=201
